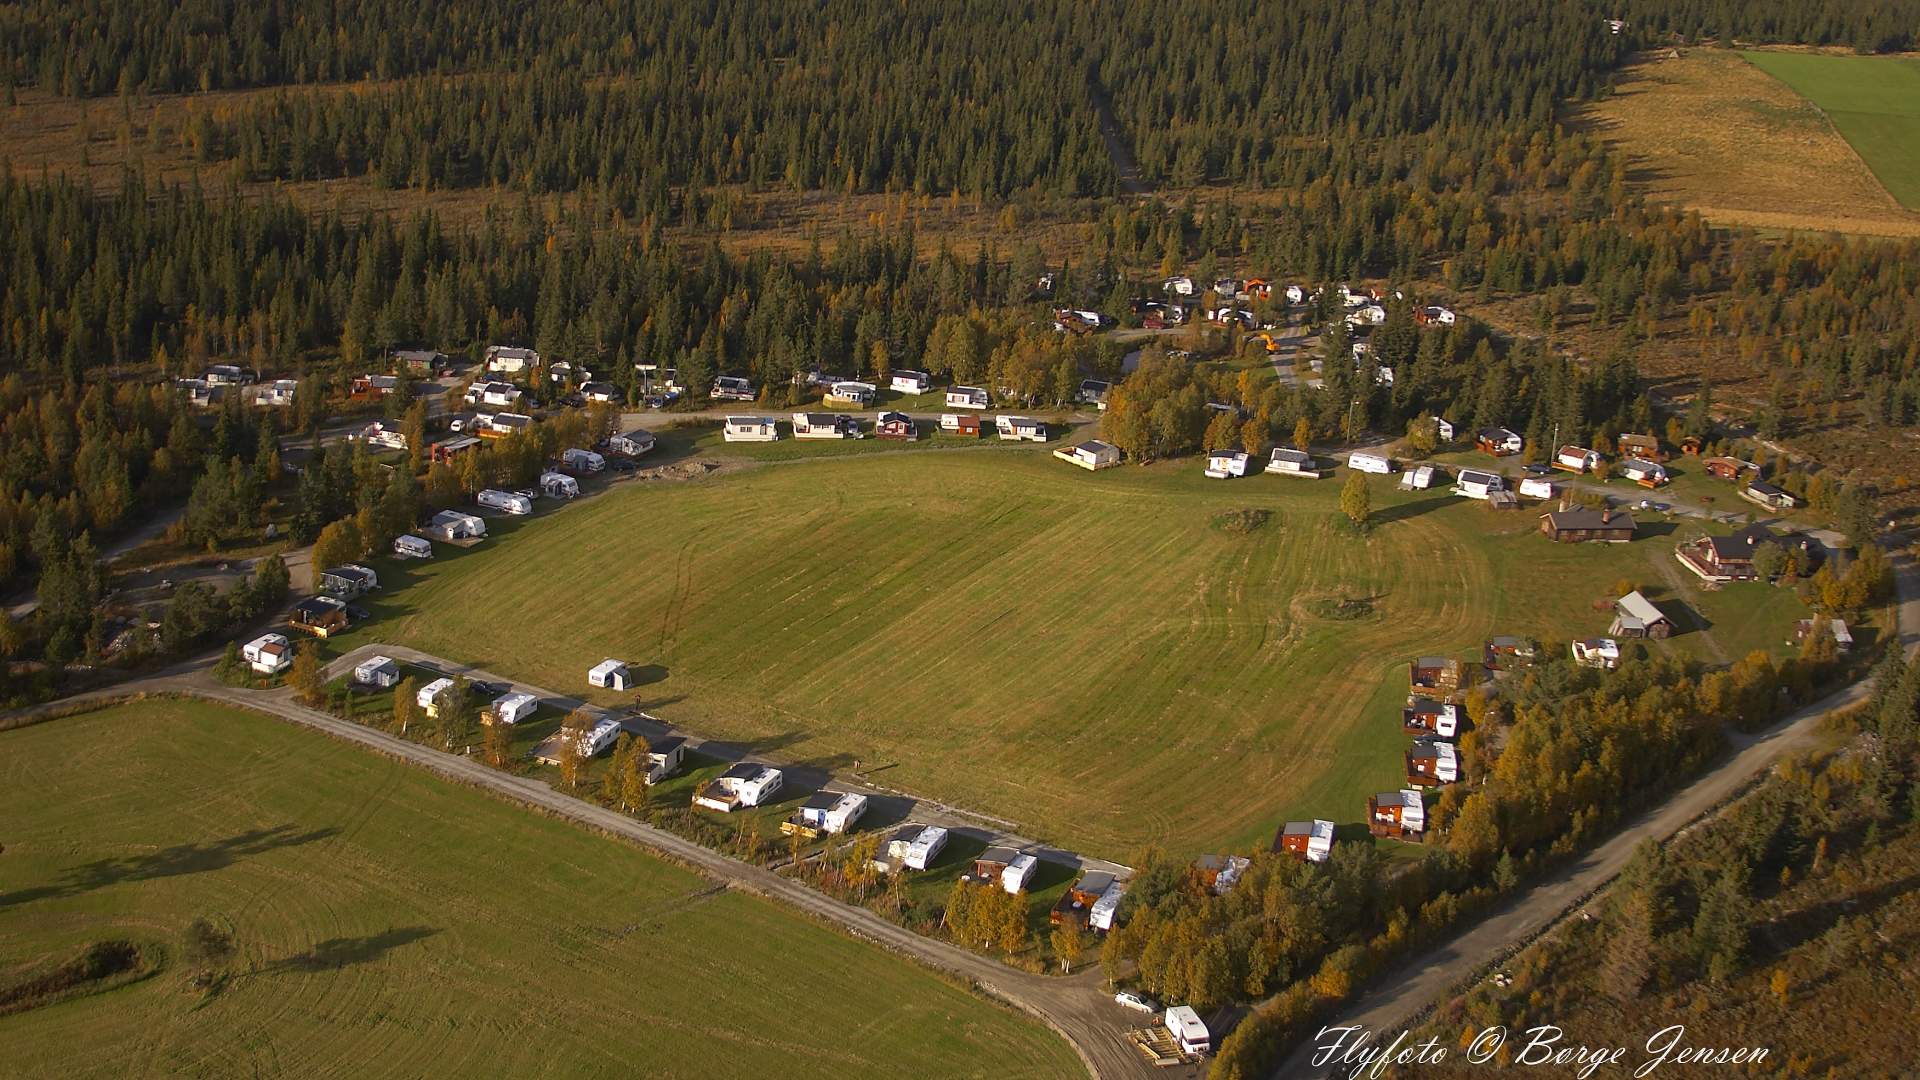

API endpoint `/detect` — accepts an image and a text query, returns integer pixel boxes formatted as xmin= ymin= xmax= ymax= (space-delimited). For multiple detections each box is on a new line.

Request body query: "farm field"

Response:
xmin=366 ymin=451 xmax=1810 ymax=857
xmin=0 ymin=700 xmax=1079 ymax=1079
xmin=1741 ymin=51 xmax=1920 ymax=210
xmin=1577 ymin=49 xmax=1920 ymax=236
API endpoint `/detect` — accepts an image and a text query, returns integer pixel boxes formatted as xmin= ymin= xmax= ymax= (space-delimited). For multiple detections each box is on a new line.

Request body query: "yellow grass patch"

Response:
xmin=1575 ymin=49 xmax=1920 ymax=237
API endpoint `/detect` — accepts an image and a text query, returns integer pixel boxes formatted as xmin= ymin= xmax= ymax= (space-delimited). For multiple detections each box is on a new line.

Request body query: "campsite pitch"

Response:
xmin=370 ymin=452 xmax=1807 ymax=856
xmin=0 ymin=700 xmax=1079 ymax=1079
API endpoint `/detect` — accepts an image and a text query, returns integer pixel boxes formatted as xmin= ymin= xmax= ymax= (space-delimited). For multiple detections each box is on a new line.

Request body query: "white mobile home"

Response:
xmin=242 ymin=633 xmax=293 ymax=675
xmin=609 ymin=429 xmax=656 ymax=457
xmin=1054 ymin=440 xmax=1120 ymax=471
xmin=889 ymin=370 xmax=932 ymax=395
xmin=319 ymin=564 xmax=379 ymax=599
xmin=1266 ymin=447 xmax=1320 ymax=477
xmin=393 ymin=534 xmax=433 ymax=559
xmin=1347 ymin=452 xmax=1394 ymax=475
xmin=901 ymin=825 xmax=949 ymax=871
xmin=1278 ymin=819 xmax=1336 ymax=863
xmin=1453 ymin=469 xmax=1506 ymax=500
xmin=693 ymin=762 xmax=784 ymax=812
xmin=791 ymin=791 xmax=869 ymax=836
xmin=1205 ymin=450 xmax=1250 ymax=478
xmin=256 ymin=379 xmax=299 ymax=407
xmin=1620 ymin=458 xmax=1668 ymax=487
xmin=945 ymin=386 xmax=990 ymax=409
xmin=416 ymin=677 xmax=455 ymax=717
xmin=1165 ymin=1006 xmax=1211 ymax=1057
xmin=1089 ymin=881 xmax=1126 ymax=932
xmin=540 ymin=471 xmax=580 ymax=499
xmin=484 ymin=345 xmax=538 ymax=376
xmin=723 ymin=415 xmax=780 ymax=442
xmin=477 ymin=489 xmax=534 ymax=515
xmin=588 ymin=659 xmax=631 ymax=690
xmin=352 ymin=655 xmax=402 ymax=688
xmin=562 ymin=448 xmax=606 ymax=473
xmin=824 ymin=381 xmax=877 ymax=407
xmin=711 ymin=375 xmax=756 ymax=401
xmin=1000 ymin=853 xmax=1039 ymax=894
xmin=643 ymin=735 xmax=687 ymax=784
xmin=996 ymin=415 xmax=1047 ymax=442
xmin=573 ymin=718 xmax=624 ymax=758
xmin=487 ymin=691 xmax=538 ymax=726
xmin=791 ymin=412 xmax=863 ymax=439
xmin=429 ymin=510 xmax=487 ymax=541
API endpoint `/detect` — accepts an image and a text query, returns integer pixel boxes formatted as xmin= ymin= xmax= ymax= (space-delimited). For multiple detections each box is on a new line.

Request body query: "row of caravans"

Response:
xmin=722 ymin=414 xmax=1046 ymax=443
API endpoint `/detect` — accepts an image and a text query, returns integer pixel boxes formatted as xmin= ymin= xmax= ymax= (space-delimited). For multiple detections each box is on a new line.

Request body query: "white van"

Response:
xmin=562 ymin=448 xmax=605 ymax=473
xmin=477 ymin=488 xmax=533 ymax=515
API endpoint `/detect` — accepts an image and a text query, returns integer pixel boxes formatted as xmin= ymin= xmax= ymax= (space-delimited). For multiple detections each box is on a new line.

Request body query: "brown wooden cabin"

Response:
xmin=1539 ymin=506 xmax=1636 ymax=543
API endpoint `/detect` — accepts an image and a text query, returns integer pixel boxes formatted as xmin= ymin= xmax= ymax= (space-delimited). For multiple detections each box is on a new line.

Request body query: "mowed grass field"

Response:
xmin=1742 ymin=51 xmax=1920 ymax=210
xmin=0 ymin=700 xmax=1078 ymax=1079
xmin=368 ymin=451 xmax=1808 ymax=856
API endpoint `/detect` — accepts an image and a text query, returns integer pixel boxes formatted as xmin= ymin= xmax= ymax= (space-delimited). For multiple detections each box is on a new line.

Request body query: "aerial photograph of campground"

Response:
xmin=4 ymin=3 xmax=1920 ymax=1078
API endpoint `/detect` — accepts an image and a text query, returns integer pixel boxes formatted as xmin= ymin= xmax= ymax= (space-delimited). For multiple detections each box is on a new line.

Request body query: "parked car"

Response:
xmin=1521 ymin=464 xmax=1552 ymax=477
xmin=468 ymin=679 xmax=508 ymax=698
xmin=1114 ymin=990 xmax=1159 ymax=1014
xmin=609 ymin=457 xmax=639 ymax=473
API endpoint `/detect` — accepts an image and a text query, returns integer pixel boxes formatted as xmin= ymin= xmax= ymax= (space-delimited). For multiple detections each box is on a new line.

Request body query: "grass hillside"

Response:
xmin=368 ymin=451 xmax=1809 ymax=856
xmin=1743 ymin=51 xmax=1920 ymax=210
xmin=1578 ymin=49 xmax=1920 ymax=236
xmin=0 ymin=700 xmax=1079 ymax=1079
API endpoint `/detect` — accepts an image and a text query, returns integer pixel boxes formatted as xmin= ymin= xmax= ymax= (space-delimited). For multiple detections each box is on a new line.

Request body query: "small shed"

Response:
xmin=1610 ymin=590 xmax=1674 ymax=639
xmin=1539 ymin=506 xmax=1636 ymax=543
xmin=1054 ymin=440 xmax=1120 ymax=470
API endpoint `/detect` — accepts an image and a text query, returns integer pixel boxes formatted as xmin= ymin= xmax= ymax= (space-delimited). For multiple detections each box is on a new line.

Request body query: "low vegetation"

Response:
xmin=0 ymin=699 xmax=1080 ymax=1077
xmin=365 ymin=451 xmax=1817 ymax=856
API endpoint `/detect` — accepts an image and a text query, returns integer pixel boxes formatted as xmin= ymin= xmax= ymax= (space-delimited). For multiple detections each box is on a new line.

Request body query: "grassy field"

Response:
xmin=1576 ymin=49 xmax=1920 ymax=236
xmin=354 ymin=450 xmax=1809 ymax=857
xmin=0 ymin=700 xmax=1079 ymax=1078
xmin=1742 ymin=51 xmax=1920 ymax=210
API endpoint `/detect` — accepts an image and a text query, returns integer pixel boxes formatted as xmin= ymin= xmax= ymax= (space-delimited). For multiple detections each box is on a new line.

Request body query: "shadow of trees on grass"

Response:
xmin=0 ymin=824 xmax=343 ymax=910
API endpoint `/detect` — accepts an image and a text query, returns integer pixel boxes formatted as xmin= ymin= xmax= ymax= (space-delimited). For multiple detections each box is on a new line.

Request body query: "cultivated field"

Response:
xmin=1577 ymin=49 xmax=1920 ymax=236
xmin=369 ymin=451 xmax=1808 ymax=856
xmin=1742 ymin=51 xmax=1920 ymax=210
xmin=0 ymin=700 xmax=1079 ymax=1078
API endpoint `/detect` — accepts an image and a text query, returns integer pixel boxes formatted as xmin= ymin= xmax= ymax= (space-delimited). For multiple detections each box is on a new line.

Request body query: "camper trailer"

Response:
xmin=477 ymin=489 xmax=534 ymax=515
xmin=392 ymin=534 xmax=433 ymax=559
xmin=791 ymin=412 xmax=863 ymax=439
xmin=1205 ymin=450 xmax=1251 ymax=478
xmin=429 ymin=510 xmax=487 ymax=541
xmin=562 ymin=448 xmax=606 ymax=473
xmin=540 ymin=472 xmax=580 ymax=499
xmin=487 ymin=692 xmax=538 ymax=726
xmin=889 ymin=370 xmax=932 ymax=395
xmin=1347 ymin=452 xmax=1394 ymax=475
